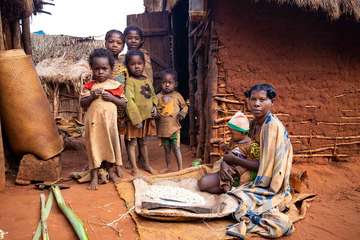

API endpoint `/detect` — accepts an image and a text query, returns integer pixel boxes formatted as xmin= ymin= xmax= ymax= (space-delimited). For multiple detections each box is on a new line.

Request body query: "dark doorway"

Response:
xmin=171 ymin=0 xmax=189 ymax=144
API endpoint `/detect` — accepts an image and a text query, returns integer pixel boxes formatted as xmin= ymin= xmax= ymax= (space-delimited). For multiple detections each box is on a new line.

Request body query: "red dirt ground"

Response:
xmin=1 ymin=138 xmax=360 ymax=240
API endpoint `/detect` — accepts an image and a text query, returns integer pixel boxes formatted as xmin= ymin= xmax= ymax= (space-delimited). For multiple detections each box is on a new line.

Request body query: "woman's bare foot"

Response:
xmin=88 ymin=169 xmax=98 ymax=190
xmin=131 ymin=168 xmax=141 ymax=177
xmin=124 ymin=160 xmax=132 ymax=169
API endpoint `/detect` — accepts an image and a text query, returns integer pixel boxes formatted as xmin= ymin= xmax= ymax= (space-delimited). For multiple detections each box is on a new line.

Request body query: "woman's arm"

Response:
xmin=223 ymin=153 xmax=259 ymax=171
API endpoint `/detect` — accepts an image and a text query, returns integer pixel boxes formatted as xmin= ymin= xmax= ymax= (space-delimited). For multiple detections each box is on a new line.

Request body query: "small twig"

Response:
xmin=106 ymin=206 xmax=135 ymax=226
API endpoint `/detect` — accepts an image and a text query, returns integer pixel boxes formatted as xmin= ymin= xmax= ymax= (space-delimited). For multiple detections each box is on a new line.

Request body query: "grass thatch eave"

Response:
xmin=263 ymin=0 xmax=360 ymax=20
xmin=31 ymin=34 xmax=105 ymax=64
xmin=36 ymin=57 xmax=92 ymax=94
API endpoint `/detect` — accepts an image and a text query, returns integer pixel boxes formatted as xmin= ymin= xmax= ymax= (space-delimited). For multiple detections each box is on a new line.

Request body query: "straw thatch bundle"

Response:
xmin=263 ymin=0 xmax=360 ymax=20
xmin=31 ymin=34 xmax=105 ymax=64
xmin=36 ymin=57 xmax=91 ymax=94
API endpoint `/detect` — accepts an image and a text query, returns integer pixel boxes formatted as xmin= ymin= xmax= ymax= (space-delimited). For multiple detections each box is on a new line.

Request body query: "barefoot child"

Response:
xmin=124 ymin=26 xmax=153 ymax=82
xmin=125 ymin=50 xmax=158 ymax=175
xmin=80 ymin=48 xmax=127 ymax=190
xmin=198 ymin=111 xmax=260 ymax=193
xmin=156 ymin=69 xmax=188 ymax=172
xmin=105 ymin=29 xmax=129 ymax=173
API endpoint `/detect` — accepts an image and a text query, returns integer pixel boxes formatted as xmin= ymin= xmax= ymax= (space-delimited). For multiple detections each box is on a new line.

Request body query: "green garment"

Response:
xmin=125 ymin=76 xmax=158 ymax=125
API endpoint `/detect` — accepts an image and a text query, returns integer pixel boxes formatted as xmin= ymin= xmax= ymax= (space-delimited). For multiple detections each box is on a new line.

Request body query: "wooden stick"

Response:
xmin=212 ymin=124 xmax=227 ymax=129
xmin=53 ymin=84 xmax=60 ymax=118
xmin=204 ymin=28 xmax=218 ymax=163
xmin=293 ymin=154 xmax=349 ymax=158
xmin=188 ymin=22 xmax=196 ymax=148
xmin=341 ymin=116 xmax=360 ymax=120
xmin=290 ymin=135 xmax=360 ymax=140
xmin=21 ymin=17 xmax=32 ymax=54
xmin=215 ymin=93 xmax=234 ymax=97
xmin=214 ymin=97 xmax=244 ymax=105
xmin=300 ymin=121 xmax=360 ymax=126
xmin=214 ymin=116 xmax=232 ymax=124
xmin=296 ymin=141 xmax=360 ymax=154
xmin=196 ymin=50 xmax=205 ymax=158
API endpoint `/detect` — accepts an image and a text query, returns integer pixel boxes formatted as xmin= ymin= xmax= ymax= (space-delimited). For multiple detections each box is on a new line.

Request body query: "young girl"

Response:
xmin=105 ymin=29 xmax=129 ymax=172
xmin=124 ymin=26 xmax=153 ymax=83
xmin=156 ymin=69 xmax=188 ymax=172
xmin=81 ymin=48 xmax=127 ymax=190
xmin=125 ymin=50 xmax=158 ymax=175
xmin=105 ymin=29 xmax=128 ymax=84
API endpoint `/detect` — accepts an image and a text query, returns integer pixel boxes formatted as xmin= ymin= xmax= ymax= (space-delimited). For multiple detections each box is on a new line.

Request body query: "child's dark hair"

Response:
xmin=244 ymin=83 xmax=277 ymax=100
xmin=89 ymin=48 xmax=115 ymax=69
xmin=124 ymin=25 xmax=144 ymax=39
xmin=125 ymin=50 xmax=145 ymax=66
xmin=105 ymin=29 xmax=125 ymax=41
xmin=161 ymin=69 xmax=178 ymax=83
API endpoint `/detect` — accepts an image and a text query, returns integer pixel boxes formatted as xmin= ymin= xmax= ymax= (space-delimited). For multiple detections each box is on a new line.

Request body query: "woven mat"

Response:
xmin=116 ymin=166 xmax=235 ymax=240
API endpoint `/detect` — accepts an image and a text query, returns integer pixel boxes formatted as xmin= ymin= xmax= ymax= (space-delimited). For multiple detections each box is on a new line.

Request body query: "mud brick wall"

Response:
xmin=212 ymin=0 xmax=360 ymax=161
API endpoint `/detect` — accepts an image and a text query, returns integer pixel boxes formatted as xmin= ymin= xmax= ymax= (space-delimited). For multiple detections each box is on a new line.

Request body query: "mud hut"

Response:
xmin=135 ymin=0 xmax=360 ymax=162
xmin=33 ymin=34 xmax=105 ymax=121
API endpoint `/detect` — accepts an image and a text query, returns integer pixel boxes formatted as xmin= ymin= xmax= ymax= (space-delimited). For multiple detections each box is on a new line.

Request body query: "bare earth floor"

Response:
xmin=1 ymin=139 xmax=359 ymax=240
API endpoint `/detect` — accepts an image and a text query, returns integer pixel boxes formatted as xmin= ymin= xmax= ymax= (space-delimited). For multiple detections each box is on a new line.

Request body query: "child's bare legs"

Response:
xmin=88 ymin=168 xmax=98 ymax=190
xmin=123 ymin=140 xmax=132 ymax=169
xmin=162 ymin=144 xmax=172 ymax=172
xmin=138 ymin=138 xmax=156 ymax=174
xmin=198 ymin=173 xmax=224 ymax=194
xmin=172 ymin=144 xmax=183 ymax=171
xmin=127 ymin=138 xmax=139 ymax=175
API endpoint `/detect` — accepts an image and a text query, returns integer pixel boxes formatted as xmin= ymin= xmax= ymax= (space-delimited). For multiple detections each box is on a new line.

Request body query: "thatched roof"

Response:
xmin=36 ymin=57 xmax=92 ymax=93
xmin=31 ymin=34 xmax=105 ymax=64
xmin=262 ymin=0 xmax=360 ymax=20
xmin=0 ymin=0 xmax=51 ymax=21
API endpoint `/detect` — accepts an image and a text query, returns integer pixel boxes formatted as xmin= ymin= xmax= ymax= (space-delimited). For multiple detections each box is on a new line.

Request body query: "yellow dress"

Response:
xmin=82 ymin=79 xmax=123 ymax=169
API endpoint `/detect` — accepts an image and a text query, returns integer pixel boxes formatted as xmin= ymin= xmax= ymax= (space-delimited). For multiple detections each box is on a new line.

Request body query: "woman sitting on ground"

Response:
xmin=199 ymin=83 xmax=294 ymax=238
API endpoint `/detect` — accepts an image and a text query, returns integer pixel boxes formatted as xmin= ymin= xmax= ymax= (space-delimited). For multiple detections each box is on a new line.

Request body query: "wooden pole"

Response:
xmin=204 ymin=22 xmax=218 ymax=163
xmin=11 ymin=20 xmax=22 ymax=49
xmin=0 ymin=9 xmax=5 ymax=50
xmin=53 ymin=84 xmax=60 ymax=118
xmin=21 ymin=17 xmax=32 ymax=54
xmin=0 ymin=120 xmax=6 ymax=191
xmin=195 ymin=49 xmax=205 ymax=158
xmin=188 ymin=22 xmax=196 ymax=149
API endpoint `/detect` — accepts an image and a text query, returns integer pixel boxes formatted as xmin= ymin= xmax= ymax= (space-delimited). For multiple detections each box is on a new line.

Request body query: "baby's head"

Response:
xmin=160 ymin=69 xmax=177 ymax=94
xmin=227 ymin=111 xmax=249 ymax=141
xmin=124 ymin=26 xmax=144 ymax=50
xmin=105 ymin=29 xmax=125 ymax=57
xmin=89 ymin=48 xmax=115 ymax=82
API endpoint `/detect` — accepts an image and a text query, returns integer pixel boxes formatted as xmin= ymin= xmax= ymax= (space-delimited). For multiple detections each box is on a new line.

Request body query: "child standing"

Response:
xmin=81 ymin=48 xmax=127 ymax=190
xmin=125 ymin=50 xmax=158 ymax=175
xmin=105 ymin=29 xmax=129 ymax=172
xmin=156 ymin=69 xmax=188 ymax=172
xmin=124 ymin=26 xmax=153 ymax=83
xmin=105 ymin=29 xmax=128 ymax=84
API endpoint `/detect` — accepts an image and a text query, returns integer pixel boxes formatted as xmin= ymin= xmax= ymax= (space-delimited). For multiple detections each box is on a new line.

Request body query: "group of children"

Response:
xmin=81 ymin=26 xmax=188 ymax=190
